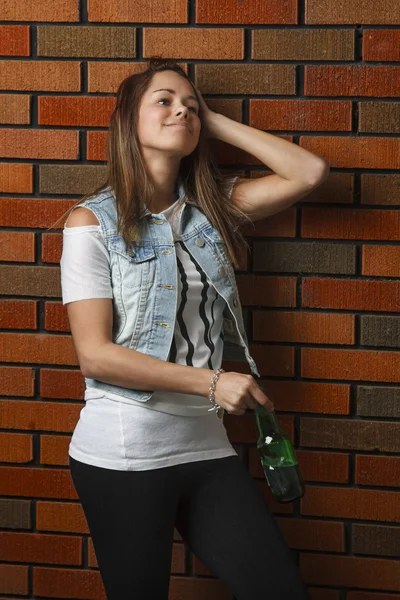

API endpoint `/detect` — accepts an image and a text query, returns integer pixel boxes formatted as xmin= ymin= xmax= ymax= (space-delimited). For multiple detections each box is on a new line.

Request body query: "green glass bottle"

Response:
xmin=255 ymin=389 xmax=305 ymax=503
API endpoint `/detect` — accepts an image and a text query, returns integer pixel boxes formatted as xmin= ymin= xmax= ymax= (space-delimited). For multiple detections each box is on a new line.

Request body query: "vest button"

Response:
xmin=127 ymin=248 xmax=135 ymax=257
xmin=218 ymin=267 xmax=226 ymax=276
xmin=195 ymin=237 xmax=205 ymax=247
xmin=233 ymin=298 xmax=238 ymax=307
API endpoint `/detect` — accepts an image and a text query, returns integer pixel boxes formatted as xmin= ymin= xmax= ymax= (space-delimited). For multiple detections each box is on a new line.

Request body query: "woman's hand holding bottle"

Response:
xmin=213 ymin=372 xmax=274 ymax=415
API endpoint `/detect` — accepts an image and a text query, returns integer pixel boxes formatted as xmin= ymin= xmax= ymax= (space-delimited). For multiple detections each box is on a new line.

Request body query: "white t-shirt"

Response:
xmin=61 ymin=196 xmax=238 ymax=470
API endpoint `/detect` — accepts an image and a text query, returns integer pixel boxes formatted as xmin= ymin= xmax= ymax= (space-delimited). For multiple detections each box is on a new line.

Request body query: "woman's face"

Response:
xmin=137 ymin=70 xmax=202 ymax=157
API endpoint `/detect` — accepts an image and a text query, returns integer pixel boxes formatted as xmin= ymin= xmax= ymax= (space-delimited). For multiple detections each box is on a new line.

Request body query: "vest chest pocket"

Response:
xmin=110 ymin=237 xmax=157 ymax=290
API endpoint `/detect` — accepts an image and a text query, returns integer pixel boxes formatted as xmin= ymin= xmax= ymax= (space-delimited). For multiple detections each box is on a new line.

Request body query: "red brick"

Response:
xmin=276 ymin=517 xmax=344 ymax=552
xmin=250 ymin=100 xmax=352 ymax=131
xmin=0 ymin=564 xmax=28 ymax=594
xmin=253 ymin=311 xmax=354 ymax=344
xmin=300 ymin=554 xmax=400 ymax=591
xmin=301 ymin=348 xmax=400 ymax=382
xmin=300 ymin=136 xmax=400 ymax=170
xmin=355 ymin=455 xmax=400 ymax=488
xmin=0 ymin=163 xmax=32 ymax=193
xmin=0 ymin=196 xmax=73 ymax=228
xmin=301 ymin=486 xmax=400 ymax=522
xmin=0 ymin=231 xmax=35 ymax=262
xmin=0 ymin=467 xmax=77 ymax=499
xmin=0 ymin=60 xmax=80 ymax=91
xmin=364 ymin=30 xmax=400 ymax=62
xmin=0 ymin=302 xmax=37 ymax=331
xmin=0 ymin=94 xmax=30 ymax=124
xmin=0 ymin=365 xmax=36 ymax=396
xmin=302 ymin=208 xmax=400 ymax=241
xmin=36 ymin=501 xmax=88 ymax=533
xmin=0 ymin=432 xmax=33 ymax=463
xmin=44 ymin=301 xmax=70 ymax=332
xmin=0 ymin=532 xmax=81 ymax=564
xmin=0 ymin=128 xmax=78 ymax=159
xmin=241 ymin=207 xmax=297 ymax=238
xmin=86 ymin=130 xmax=107 ymax=161
xmin=40 ymin=435 xmax=71 ymax=465
xmin=303 ymin=278 xmax=400 ymax=312
xmin=305 ymin=66 xmax=400 ymax=97
xmin=143 ymin=28 xmax=244 ymax=59
xmin=88 ymin=0 xmax=187 ymax=23
xmin=0 ymin=26 xmax=30 ymax=56
xmin=1 ymin=400 xmax=81 ymax=433
xmin=253 ymin=381 xmax=350 ymax=414
xmin=348 ymin=593 xmax=400 ymax=600
xmin=297 ymin=450 xmax=349 ymax=483
xmin=1 ymin=0 xmax=78 ymax=21
xmin=33 ymin=566 xmax=105 ymax=599
xmin=40 ymin=368 xmax=85 ymax=401
xmin=362 ymin=245 xmax=400 ymax=277
xmin=0 ymin=332 xmax=78 ymax=367
xmin=196 ymin=0 xmax=297 ymax=24
xmin=169 ymin=575 xmax=232 ymax=599
xmin=38 ymin=96 xmax=115 ymax=127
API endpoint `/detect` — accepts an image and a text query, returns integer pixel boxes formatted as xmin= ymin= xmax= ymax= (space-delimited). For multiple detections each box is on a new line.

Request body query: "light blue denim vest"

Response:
xmin=71 ymin=182 xmax=261 ymax=402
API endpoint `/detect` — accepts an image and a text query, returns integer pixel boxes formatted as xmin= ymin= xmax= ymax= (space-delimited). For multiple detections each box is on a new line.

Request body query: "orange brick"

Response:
xmin=0 ymin=432 xmax=33 ymax=463
xmin=196 ymin=0 xmax=297 ymax=24
xmin=0 ymin=26 xmax=30 ymax=56
xmin=297 ymin=450 xmax=350 ymax=483
xmin=143 ymin=28 xmax=244 ymax=59
xmin=0 ymin=231 xmax=35 ymax=262
xmin=40 ymin=368 xmax=85 ymax=400
xmin=0 ymin=0 xmax=78 ymax=21
xmin=0 ymin=332 xmax=78 ymax=367
xmin=250 ymin=100 xmax=352 ymax=131
xmin=0 ymin=129 xmax=78 ymax=159
xmin=88 ymin=0 xmax=187 ymax=22
xmin=301 ymin=348 xmax=400 ymax=382
xmin=0 ymin=365 xmax=36 ymax=396
xmin=0 ymin=60 xmax=80 ymax=91
xmin=0 ymin=163 xmax=32 ymax=193
xmin=362 ymin=245 xmax=400 ymax=277
xmin=38 ymin=96 xmax=115 ymax=127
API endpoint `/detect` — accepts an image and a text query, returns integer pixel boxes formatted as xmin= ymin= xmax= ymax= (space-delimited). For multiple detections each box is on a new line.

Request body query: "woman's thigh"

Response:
xmin=69 ymin=456 xmax=180 ymax=600
xmin=175 ymin=455 xmax=309 ymax=600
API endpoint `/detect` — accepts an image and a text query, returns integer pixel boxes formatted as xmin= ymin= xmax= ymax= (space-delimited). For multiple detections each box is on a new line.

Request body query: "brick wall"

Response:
xmin=1 ymin=0 xmax=400 ymax=598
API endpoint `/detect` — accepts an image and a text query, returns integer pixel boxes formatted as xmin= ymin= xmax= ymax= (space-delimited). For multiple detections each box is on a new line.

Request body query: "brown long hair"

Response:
xmin=48 ymin=57 xmax=254 ymax=268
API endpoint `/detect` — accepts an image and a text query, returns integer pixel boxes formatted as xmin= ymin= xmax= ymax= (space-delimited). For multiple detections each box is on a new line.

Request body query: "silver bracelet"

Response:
xmin=208 ymin=368 xmax=225 ymax=419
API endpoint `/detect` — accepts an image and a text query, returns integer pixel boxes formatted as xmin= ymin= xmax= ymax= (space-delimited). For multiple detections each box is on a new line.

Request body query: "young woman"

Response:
xmin=56 ymin=57 xmax=328 ymax=599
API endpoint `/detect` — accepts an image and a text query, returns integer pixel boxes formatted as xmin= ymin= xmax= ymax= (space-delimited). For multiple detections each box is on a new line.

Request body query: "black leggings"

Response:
xmin=69 ymin=454 xmax=309 ymax=600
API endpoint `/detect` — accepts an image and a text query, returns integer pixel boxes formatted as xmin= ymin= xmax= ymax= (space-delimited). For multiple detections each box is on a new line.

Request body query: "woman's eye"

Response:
xmin=158 ymin=98 xmax=198 ymax=114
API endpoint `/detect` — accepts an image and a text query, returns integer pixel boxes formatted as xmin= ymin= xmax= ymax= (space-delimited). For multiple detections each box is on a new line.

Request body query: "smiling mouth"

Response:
xmin=167 ymin=124 xmax=190 ymax=132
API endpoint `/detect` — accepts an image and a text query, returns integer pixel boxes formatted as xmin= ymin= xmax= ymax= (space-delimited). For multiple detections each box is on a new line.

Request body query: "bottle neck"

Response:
xmin=256 ymin=406 xmax=281 ymax=436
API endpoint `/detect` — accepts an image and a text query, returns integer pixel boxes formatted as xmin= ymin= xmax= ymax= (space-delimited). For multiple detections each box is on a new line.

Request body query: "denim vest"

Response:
xmin=70 ymin=183 xmax=261 ymax=403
